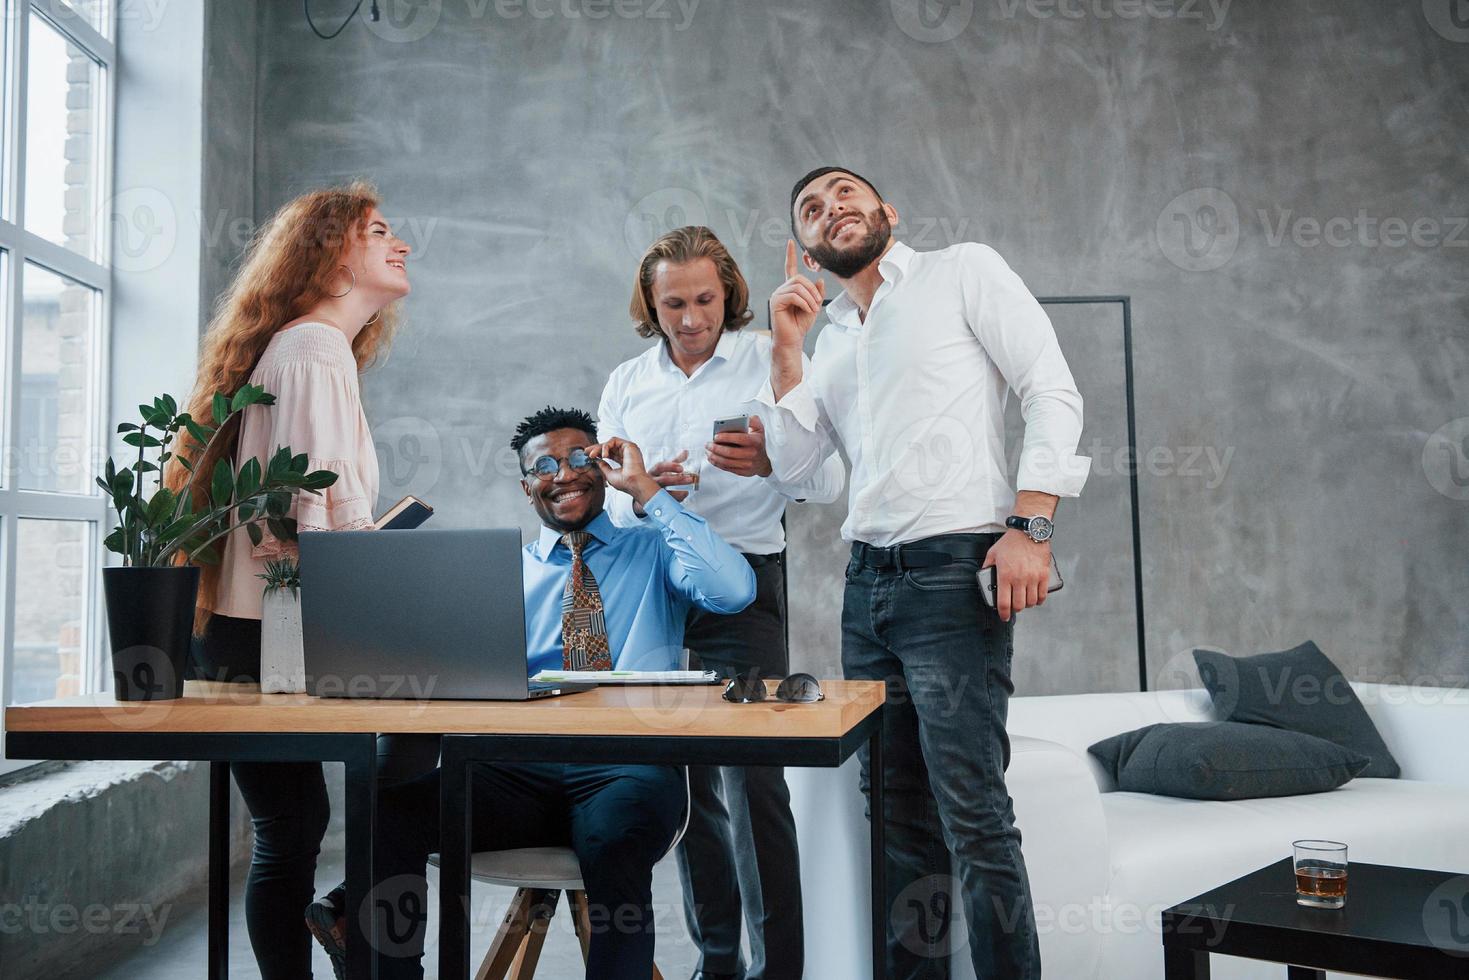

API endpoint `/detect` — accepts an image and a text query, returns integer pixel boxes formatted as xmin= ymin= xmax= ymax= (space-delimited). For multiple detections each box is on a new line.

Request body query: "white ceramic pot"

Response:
xmin=260 ymin=589 xmax=305 ymax=694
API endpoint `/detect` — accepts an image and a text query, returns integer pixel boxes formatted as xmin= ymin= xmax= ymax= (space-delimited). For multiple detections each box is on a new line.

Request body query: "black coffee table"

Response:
xmin=1161 ymin=858 xmax=1469 ymax=979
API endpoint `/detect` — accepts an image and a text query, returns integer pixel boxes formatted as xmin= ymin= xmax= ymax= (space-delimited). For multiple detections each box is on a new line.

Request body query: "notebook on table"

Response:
xmin=374 ymin=495 xmax=433 ymax=530
xmin=531 ymin=670 xmax=722 ymax=686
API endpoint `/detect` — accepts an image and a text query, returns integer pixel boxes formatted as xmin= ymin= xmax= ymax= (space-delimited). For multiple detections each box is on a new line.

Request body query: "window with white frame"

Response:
xmin=0 ymin=0 xmax=114 ymax=775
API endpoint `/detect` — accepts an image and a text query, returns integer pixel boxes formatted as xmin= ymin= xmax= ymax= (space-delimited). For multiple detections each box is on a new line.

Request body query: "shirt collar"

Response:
xmin=656 ymin=329 xmax=739 ymax=377
xmin=533 ymin=508 xmax=618 ymax=560
xmin=826 ymin=241 xmax=915 ymax=329
xmin=881 ymin=240 xmax=916 ymax=277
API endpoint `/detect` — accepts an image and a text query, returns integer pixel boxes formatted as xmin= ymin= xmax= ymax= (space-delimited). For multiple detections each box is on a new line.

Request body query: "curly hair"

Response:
xmin=162 ymin=180 xmax=400 ymax=636
xmin=628 ymin=225 xmax=753 ymax=340
xmin=511 ymin=406 xmax=599 ymax=468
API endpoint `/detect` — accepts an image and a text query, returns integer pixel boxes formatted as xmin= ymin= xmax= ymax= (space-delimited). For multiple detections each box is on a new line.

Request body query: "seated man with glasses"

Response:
xmin=306 ymin=405 xmax=756 ymax=980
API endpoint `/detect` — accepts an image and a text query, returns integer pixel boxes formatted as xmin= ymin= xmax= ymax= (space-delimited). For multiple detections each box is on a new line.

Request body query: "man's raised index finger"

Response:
xmin=785 ymin=239 xmax=798 ymax=279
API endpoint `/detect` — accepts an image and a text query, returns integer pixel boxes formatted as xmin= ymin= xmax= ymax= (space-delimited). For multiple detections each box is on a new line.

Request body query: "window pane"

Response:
xmin=39 ymin=0 xmax=111 ymax=38
xmin=24 ymin=11 xmax=104 ymax=258
xmin=21 ymin=263 xmax=97 ymax=493
xmin=12 ymin=519 xmax=91 ymax=704
xmin=0 ymin=12 xmax=8 ymax=218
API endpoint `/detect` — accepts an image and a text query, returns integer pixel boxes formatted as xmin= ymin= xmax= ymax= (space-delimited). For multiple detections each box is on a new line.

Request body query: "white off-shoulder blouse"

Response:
xmin=213 ymin=322 xmax=379 ymax=620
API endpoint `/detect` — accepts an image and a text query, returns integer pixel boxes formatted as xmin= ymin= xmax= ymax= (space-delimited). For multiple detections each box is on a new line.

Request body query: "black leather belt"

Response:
xmin=743 ymin=552 xmax=782 ymax=568
xmin=851 ymin=533 xmax=1001 ymax=570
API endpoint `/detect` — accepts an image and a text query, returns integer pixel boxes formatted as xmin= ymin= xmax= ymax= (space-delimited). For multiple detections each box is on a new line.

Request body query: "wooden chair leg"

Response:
xmin=569 ymin=889 xmax=593 ymax=965
xmin=476 ymin=888 xmax=535 ymax=980
xmin=509 ymin=890 xmax=559 ymax=980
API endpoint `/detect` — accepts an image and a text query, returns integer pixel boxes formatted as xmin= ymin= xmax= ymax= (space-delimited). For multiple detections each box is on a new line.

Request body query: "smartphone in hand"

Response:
xmin=978 ymin=553 xmax=1064 ymax=609
xmin=712 ymin=414 xmax=750 ymax=438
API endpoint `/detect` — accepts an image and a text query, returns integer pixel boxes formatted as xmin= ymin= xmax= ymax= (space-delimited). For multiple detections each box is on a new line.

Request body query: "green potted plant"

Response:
xmin=256 ymin=556 xmax=304 ymax=694
xmin=99 ymin=384 xmax=338 ymax=700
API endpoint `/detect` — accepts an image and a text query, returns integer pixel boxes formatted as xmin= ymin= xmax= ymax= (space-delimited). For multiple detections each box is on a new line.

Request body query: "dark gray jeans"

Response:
xmin=677 ymin=554 xmax=803 ymax=980
xmin=842 ymin=534 xmax=1040 ymax=980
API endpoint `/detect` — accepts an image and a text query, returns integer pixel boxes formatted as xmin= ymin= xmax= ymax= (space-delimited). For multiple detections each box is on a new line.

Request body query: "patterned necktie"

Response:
xmin=560 ymin=531 xmax=611 ymax=671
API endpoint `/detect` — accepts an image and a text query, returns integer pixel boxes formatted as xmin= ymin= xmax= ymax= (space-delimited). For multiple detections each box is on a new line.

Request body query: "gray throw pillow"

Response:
xmin=1088 ymin=721 xmax=1370 ymax=800
xmin=1192 ymin=641 xmax=1400 ymax=778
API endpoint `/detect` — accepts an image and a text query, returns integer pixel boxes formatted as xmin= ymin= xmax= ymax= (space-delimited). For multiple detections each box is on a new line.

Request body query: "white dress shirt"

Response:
xmin=598 ymin=328 xmax=845 ymax=555
xmin=757 ymin=241 xmax=1091 ymax=547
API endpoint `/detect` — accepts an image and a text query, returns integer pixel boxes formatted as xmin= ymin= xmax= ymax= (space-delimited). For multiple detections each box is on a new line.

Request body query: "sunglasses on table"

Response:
xmin=722 ymin=671 xmax=825 ymax=704
xmin=524 ymin=448 xmax=596 ymax=480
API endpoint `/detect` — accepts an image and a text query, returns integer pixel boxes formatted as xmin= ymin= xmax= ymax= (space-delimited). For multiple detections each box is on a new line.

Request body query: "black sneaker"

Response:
xmin=304 ymin=889 xmax=348 ymax=980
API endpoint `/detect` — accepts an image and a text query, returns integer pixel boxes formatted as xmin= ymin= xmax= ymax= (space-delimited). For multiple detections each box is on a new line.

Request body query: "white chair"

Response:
xmin=429 ymin=767 xmax=692 ymax=980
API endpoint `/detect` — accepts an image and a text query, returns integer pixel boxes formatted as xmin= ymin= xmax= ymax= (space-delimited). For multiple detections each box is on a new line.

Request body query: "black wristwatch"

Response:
xmin=1006 ymin=514 xmax=1054 ymax=543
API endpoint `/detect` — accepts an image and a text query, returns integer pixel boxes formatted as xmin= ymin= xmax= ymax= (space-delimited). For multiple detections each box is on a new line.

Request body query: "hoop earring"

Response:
xmin=328 ymin=265 xmax=356 ymax=298
xmin=365 ymin=309 xmax=381 ymax=326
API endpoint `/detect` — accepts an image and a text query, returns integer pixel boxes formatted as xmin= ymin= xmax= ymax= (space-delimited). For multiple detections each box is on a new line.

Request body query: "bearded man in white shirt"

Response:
xmin=598 ymin=225 xmax=845 ymax=980
xmin=756 ymin=167 xmax=1092 ymax=980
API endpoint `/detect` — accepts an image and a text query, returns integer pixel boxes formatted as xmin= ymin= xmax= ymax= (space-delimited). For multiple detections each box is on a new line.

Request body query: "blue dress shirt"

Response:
xmin=522 ymin=489 xmax=757 ymax=676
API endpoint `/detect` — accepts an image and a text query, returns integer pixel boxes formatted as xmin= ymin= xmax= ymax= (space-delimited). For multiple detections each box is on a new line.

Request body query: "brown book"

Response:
xmin=373 ymin=495 xmax=433 ymax=530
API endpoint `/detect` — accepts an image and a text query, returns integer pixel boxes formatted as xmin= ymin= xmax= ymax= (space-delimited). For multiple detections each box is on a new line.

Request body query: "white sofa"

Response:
xmin=1004 ymin=682 xmax=1469 ymax=979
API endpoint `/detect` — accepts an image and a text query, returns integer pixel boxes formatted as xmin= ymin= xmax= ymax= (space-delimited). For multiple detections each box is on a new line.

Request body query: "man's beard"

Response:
xmin=805 ymin=207 xmax=892 ymax=279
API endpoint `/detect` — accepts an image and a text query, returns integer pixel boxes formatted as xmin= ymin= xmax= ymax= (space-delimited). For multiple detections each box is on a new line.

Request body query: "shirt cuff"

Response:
xmin=762 ymin=473 xmax=796 ymax=498
xmin=639 ymin=487 xmax=684 ymax=526
xmin=1016 ymin=450 xmax=1092 ymax=499
xmin=762 ymin=472 xmax=808 ymax=501
xmin=755 ymin=377 xmax=821 ymax=433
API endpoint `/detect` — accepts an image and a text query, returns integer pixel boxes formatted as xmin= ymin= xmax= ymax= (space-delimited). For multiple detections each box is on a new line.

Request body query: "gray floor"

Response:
xmin=91 ymin=851 xmax=702 ymax=979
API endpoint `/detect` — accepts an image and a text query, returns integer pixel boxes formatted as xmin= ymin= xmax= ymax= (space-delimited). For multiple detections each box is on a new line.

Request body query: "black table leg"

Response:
xmin=1164 ymin=944 xmax=1211 ymax=979
xmin=438 ymin=736 xmax=472 ymax=980
xmin=208 ymin=761 xmax=230 ymax=980
xmin=344 ymin=737 xmax=378 ymax=980
xmin=1286 ymin=968 xmax=1325 ymax=980
xmin=869 ymin=723 xmax=886 ymax=980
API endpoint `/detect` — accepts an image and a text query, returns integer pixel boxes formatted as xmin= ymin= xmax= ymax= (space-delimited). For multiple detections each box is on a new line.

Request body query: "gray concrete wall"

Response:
xmin=200 ymin=0 xmax=260 ymax=331
xmin=0 ymin=762 xmax=252 ymax=980
xmin=232 ymin=0 xmax=1469 ymax=696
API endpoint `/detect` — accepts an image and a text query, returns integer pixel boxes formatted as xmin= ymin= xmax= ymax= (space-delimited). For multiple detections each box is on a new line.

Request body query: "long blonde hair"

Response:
xmin=629 ymin=225 xmax=753 ymax=339
xmin=164 ymin=181 xmax=400 ymax=635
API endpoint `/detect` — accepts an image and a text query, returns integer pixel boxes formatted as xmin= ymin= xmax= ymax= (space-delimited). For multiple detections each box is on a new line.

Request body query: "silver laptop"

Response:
xmin=298 ymin=528 xmax=592 ymax=700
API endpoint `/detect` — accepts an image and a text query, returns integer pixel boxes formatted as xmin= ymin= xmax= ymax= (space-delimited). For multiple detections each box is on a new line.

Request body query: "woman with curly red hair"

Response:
xmin=163 ymin=181 xmax=410 ymax=979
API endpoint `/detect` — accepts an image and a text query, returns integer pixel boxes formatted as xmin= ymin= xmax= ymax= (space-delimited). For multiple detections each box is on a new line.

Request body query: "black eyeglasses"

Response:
xmin=524 ymin=448 xmax=595 ymax=480
xmin=722 ymin=670 xmax=825 ymax=704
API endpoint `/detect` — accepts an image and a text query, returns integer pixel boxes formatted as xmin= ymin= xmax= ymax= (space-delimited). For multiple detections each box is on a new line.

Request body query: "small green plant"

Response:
xmin=257 ymin=556 xmax=301 ymax=598
xmin=99 ymin=385 xmax=339 ymax=567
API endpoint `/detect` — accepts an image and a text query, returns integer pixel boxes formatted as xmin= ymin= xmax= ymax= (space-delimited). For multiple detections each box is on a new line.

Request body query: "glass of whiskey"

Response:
xmin=1293 ymin=840 xmax=1348 ymax=909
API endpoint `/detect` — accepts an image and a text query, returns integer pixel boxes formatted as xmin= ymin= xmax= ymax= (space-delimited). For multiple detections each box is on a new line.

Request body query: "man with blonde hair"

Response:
xmin=599 ymin=226 xmax=844 ymax=979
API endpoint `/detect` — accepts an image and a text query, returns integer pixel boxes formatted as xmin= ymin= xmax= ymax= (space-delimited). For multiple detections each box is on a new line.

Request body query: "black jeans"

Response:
xmin=194 ymin=614 xmax=439 ymax=980
xmin=370 ymin=762 xmax=686 ymax=980
xmin=842 ymin=534 xmax=1040 ymax=980
xmin=677 ymin=555 xmax=803 ymax=980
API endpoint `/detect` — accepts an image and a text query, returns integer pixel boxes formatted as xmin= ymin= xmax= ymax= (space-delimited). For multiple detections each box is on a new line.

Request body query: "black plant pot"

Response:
xmin=102 ymin=565 xmax=200 ymax=701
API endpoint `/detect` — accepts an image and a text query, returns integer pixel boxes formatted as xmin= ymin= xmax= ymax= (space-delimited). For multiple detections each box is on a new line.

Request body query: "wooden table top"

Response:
xmin=5 ymin=679 xmax=884 ymax=739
